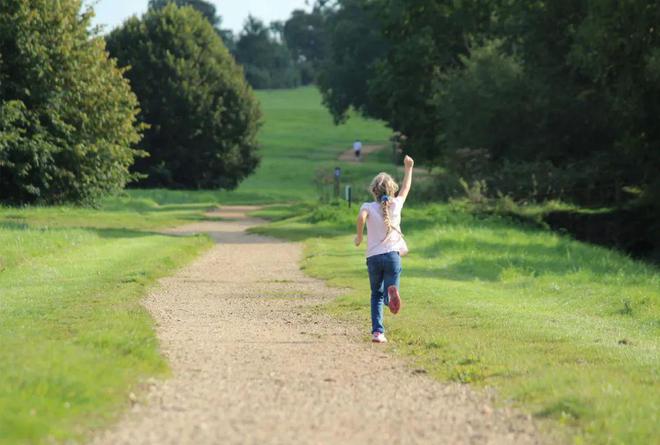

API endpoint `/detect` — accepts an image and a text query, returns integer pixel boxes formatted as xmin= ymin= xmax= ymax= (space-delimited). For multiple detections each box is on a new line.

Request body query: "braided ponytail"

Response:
xmin=380 ymin=195 xmax=393 ymax=235
xmin=369 ymin=172 xmax=399 ymax=236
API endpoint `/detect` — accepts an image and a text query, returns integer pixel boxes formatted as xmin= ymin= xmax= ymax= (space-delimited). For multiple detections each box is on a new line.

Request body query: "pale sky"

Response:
xmin=86 ymin=0 xmax=312 ymax=34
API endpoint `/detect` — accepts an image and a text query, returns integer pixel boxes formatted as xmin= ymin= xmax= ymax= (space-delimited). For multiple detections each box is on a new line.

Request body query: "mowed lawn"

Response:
xmin=0 ymin=196 xmax=215 ymax=444
xmin=0 ymin=87 xmax=391 ymax=444
xmin=217 ymin=87 xmax=393 ymax=203
xmin=253 ymin=204 xmax=659 ymax=444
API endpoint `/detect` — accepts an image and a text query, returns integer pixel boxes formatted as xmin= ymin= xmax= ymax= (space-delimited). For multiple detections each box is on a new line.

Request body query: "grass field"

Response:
xmin=0 ymin=195 xmax=215 ymax=444
xmin=0 ymin=87 xmax=391 ymax=444
xmin=2 ymin=86 xmax=658 ymax=444
xmin=217 ymin=87 xmax=393 ymax=203
xmin=253 ymin=202 xmax=659 ymax=444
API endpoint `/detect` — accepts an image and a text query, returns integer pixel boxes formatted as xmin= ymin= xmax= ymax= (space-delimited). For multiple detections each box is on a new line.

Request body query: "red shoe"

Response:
xmin=387 ymin=285 xmax=401 ymax=314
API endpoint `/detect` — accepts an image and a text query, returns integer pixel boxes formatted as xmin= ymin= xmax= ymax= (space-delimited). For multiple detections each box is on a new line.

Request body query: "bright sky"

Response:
xmin=87 ymin=0 xmax=312 ymax=34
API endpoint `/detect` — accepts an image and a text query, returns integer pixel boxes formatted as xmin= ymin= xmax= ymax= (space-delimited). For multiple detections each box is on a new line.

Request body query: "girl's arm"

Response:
xmin=398 ymin=155 xmax=415 ymax=201
xmin=354 ymin=209 xmax=368 ymax=246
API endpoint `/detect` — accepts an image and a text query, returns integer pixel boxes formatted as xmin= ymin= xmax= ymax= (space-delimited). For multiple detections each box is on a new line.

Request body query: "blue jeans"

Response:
xmin=366 ymin=251 xmax=401 ymax=334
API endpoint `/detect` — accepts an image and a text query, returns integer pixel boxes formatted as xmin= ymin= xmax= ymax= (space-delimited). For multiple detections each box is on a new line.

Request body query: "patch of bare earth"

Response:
xmin=90 ymin=206 xmax=548 ymax=445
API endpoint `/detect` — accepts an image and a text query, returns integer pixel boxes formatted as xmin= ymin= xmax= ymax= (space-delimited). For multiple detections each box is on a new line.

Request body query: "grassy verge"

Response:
xmin=0 ymin=86 xmax=392 ymax=444
xmin=252 ymin=202 xmax=659 ymax=444
xmin=0 ymin=192 xmax=215 ymax=444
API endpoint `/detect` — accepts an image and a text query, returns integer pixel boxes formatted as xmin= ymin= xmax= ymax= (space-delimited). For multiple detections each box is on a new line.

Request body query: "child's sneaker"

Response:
xmin=387 ymin=285 xmax=402 ymax=314
xmin=372 ymin=332 xmax=387 ymax=343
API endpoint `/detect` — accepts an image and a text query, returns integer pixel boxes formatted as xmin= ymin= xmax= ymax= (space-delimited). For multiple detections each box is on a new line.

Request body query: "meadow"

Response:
xmin=0 ymin=87 xmax=390 ymax=444
xmin=253 ymin=203 xmax=659 ymax=444
xmin=1 ymin=87 xmax=657 ymax=444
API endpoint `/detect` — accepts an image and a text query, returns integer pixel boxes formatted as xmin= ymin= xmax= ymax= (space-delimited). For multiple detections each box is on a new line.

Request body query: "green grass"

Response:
xmin=0 ymin=193 xmax=216 ymax=444
xmin=0 ymin=87 xmax=390 ymax=444
xmin=253 ymin=203 xmax=659 ymax=444
xmin=5 ymin=85 xmax=657 ymax=445
xmin=218 ymin=87 xmax=394 ymax=203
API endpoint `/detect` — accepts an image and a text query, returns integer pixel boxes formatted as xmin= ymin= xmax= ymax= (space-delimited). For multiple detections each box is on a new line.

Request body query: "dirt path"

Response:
xmin=91 ymin=206 xmax=546 ymax=445
xmin=338 ymin=144 xmax=387 ymax=162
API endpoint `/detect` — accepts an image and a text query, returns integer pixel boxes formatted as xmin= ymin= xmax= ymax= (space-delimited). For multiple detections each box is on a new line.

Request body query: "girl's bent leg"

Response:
xmin=383 ymin=253 xmax=402 ymax=312
xmin=383 ymin=252 xmax=402 ymax=289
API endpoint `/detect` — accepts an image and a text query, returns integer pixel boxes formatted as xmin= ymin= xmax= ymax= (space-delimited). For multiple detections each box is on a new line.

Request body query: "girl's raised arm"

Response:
xmin=398 ymin=155 xmax=414 ymax=201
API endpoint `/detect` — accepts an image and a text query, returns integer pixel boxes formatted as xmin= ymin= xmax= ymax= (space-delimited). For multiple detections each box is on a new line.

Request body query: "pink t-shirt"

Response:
xmin=360 ymin=196 xmax=408 ymax=258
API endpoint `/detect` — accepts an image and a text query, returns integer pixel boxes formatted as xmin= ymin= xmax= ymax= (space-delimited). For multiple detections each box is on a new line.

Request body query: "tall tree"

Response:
xmin=317 ymin=0 xmax=389 ymax=121
xmin=148 ymin=0 xmax=219 ymax=26
xmin=0 ymin=0 xmax=142 ymax=204
xmin=283 ymin=8 xmax=329 ymax=84
xmin=148 ymin=0 xmax=235 ymax=49
xmin=106 ymin=4 xmax=261 ymax=189
xmin=234 ymin=16 xmax=300 ymax=89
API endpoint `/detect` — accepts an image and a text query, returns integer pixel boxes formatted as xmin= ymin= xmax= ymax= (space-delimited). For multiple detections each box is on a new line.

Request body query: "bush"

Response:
xmin=106 ymin=4 xmax=261 ymax=189
xmin=0 ymin=0 xmax=143 ymax=205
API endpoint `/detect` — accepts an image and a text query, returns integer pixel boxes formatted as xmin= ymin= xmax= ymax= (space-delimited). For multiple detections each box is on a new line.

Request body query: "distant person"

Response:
xmin=353 ymin=139 xmax=363 ymax=160
xmin=354 ymin=155 xmax=414 ymax=343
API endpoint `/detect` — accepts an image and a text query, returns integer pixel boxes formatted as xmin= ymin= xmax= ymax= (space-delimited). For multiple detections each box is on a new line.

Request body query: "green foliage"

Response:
xmin=148 ymin=0 xmax=219 ymax=26
xmin=147 ymin=0 xmax=235 ymax=47
xmin=316 ymin=0 xmax=660 ymax=212
xmin=234 ymin=16 xmax=301 ymax=89
xmin=317 ymin=0 xmax=389 ymax=122
xmin=106 ymin=4 xmax=261 ymax=189
xmin=283 ymin=8 xmax=329 ymax=84
xmin=0 ymin=0 xmax=143 ymax=205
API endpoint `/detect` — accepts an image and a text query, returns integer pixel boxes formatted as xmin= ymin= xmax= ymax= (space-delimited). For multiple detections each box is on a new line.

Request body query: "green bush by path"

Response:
xmin=0 ymin=196 xmax=214 ymax=444
xmin=0 ymin=0 xmax=143 ymax=205
xmin=253 ymin=203 xmax=660 ymax=444
xmin=106 ymin=4 xmax=260 ymax=190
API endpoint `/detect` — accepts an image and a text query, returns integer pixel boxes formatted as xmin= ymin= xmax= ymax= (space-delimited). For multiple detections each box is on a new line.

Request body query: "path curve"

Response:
xmin=91 ymin=206 xmax=546 ymax=445
xmin=338 ymin=144 xmax=387 ymax=162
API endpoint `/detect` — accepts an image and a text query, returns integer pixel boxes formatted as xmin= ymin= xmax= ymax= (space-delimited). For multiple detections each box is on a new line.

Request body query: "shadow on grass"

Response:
xmin=409 ymin=241 xmax=622 ymax=282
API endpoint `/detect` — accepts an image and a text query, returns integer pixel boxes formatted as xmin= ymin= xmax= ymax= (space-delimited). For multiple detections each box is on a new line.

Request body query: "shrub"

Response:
xmin=106 ymin=4 xmax=261 ymax=189
xmin=0 ymin=0 xmax=143 ymax=204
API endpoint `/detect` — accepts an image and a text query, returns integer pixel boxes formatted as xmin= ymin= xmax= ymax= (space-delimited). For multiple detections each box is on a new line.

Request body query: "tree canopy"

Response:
xmin=106 ymin=4 xmax=261 ymax=189
xmin=0 ymin=0 xmax=143 ymax=204
xmin=234 ymin=16 xmax=301 ymax=89
xmin=316 ymin=0 xmax=660 ymax=208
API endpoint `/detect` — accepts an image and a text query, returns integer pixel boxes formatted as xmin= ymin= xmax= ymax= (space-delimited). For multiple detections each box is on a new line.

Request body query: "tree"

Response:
xmin=234 ymin=16 xmax=300 ymax=89
xmin=317 ymin=0 xmax=389 ymax=122
xmin=149 ymin=0 xmax=219 ymax=26
xmin=283 ymin=8 xmax=329 ymax=84
xmin=0 ymin=0 xmax=143 ymax=205
xmin=106 ymin=4 xmax=261 ymax=189
xmin=148 ymin=0 xmax=235 ymax=49
xmin=318 ymin=0 xmax=493 ymax=162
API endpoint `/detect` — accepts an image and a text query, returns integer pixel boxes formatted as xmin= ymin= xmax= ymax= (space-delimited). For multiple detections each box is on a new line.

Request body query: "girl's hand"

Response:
xmin=404 ymin=155 xmax=414 ymax=169
xmin=354 ymin=234 xmax=362 ymax=246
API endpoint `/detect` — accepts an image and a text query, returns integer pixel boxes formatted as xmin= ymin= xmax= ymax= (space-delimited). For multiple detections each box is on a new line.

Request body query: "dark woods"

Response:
xmin=314 ymin=0 xmax=660 ymax=260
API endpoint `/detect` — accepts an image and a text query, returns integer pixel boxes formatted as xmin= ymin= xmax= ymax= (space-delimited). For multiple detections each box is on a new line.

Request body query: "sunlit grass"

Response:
xmin=254 ymin=203 xmax=660 ymax=444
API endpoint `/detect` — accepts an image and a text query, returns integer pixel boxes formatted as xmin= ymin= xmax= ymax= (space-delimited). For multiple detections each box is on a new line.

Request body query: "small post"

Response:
xmin=345 ymin=185 xmax=352 ymax=208
xmin=334 ymin=166 xmax=341 ymax=199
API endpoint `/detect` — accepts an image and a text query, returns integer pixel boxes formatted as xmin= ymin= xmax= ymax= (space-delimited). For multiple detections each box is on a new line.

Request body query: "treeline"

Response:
xmin=0 ymin=0 xmax=260 ymax=204
xmin=314 ymin=0 xmax=659 ymax=213
xmin=151 ymin=0 xmax=328 ymax=90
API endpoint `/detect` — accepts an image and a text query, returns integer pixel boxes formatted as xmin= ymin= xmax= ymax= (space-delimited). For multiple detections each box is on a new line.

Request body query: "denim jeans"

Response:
xmin=366 ymin=251 xmax=401 ymax=334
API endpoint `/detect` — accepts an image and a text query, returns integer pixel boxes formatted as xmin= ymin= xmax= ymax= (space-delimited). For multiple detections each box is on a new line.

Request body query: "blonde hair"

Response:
xmin=369 ymin=172 xmax=399 ymax=235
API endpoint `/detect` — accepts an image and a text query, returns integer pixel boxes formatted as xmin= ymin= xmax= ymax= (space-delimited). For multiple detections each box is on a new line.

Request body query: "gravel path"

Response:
xmin=91 ymin=206 xmax=546 ymax=445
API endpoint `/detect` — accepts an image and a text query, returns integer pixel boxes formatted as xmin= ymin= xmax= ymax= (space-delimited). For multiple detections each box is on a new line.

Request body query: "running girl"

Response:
xmin=354 ymin=155 xmax=414 ymax=343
